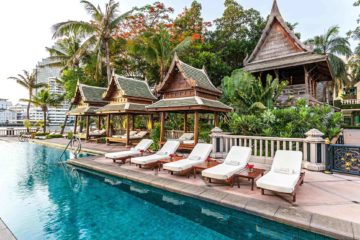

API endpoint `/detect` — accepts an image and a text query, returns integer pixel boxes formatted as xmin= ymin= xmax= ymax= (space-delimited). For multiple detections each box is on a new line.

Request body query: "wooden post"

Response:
xmin=194 ymin=111 xmax=199 ymax=144
xmin=131 ymin=115 xmax=135 ymax=130
xmin=184 ymin=113 xmax=188 ymax=132
xmin=160 ymin=112 xmax=165 ymax=144
xmin=86 ymin=115 xmax=90 ymax=140
xmin=73 ymin=115 xmax=78 ymax=134
xmin=148 ymin=114 xmax=153 ymax=130
xmin=214 ymin=112 xmax=219 ymax=127
xmin=97 ymin=115 xmax=101 ymax=129
xmin=126 ymin=114 xmax=131 ymax=146
xmin=304 ymin=66 xmax=310 ymax=95
xmin=106 ymin=114 xmax=111 ymax=137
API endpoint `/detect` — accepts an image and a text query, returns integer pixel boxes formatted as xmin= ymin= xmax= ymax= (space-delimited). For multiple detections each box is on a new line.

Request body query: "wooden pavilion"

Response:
xmin=67 ymin=82 xmax=108 ymax=140
xmin=96 ymin=75 xmax=157 ymax=145
xmin=243 ymin=0 xmax=334 ymax=105
xmin=146 ymin=54 xmax=232 ymax=150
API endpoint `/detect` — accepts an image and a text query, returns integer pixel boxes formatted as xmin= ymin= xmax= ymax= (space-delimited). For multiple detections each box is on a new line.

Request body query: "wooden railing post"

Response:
xmin=303 ymin=129 xmax=326 ymax=171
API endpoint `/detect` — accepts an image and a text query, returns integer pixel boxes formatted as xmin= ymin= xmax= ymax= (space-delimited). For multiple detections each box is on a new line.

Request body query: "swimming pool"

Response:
xmin=0 ymin=142 xmax=331 ymax=239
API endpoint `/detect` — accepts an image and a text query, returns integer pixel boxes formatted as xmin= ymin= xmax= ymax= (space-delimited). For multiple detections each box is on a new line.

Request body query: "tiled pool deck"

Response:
xmin=4 ymin=137 xmax=360 ymax=239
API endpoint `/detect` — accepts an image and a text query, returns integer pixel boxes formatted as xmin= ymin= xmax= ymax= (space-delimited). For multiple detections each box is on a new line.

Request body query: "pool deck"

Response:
xmin=7 ymin=137 xmax=360 ymax=239
xmin=0 ymin=218 xmax=16 ymax=240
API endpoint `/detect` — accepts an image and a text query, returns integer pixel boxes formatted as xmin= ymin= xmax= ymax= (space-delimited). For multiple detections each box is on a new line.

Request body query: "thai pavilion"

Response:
xmin=67 ymin=82 xmax=107 ymax=139
xmin=146 ymin=54 xmax=232 ymax=150
xmin=96 ymin=75 xmax=157 ymax=146
xmin=243 ymin=0 xmax=334 ymax=105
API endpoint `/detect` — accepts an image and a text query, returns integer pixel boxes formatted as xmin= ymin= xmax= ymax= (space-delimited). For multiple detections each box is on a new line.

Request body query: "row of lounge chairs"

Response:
xmin=104 ymin=139 xmax=305 ymax=202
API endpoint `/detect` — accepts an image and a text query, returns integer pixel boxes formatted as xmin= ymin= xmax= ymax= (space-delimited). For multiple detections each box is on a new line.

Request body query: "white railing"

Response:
xmin=342 ymin=99 xmax=360 ymax=105
xmin=0 ymin=128 xmax=37 ymax=137
xmin=211 ymin=128 xmax=326 ymax=171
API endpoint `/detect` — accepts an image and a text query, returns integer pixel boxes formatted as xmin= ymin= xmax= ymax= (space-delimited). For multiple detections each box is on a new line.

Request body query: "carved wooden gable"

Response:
xmin=162 ymin=66 xmax=195 ymax=99
xmin=253 ymin=19 xmax=303 ymax=61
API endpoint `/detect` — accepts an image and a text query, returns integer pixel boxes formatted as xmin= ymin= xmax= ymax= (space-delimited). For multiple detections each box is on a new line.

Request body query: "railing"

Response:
xmin=211 ymin=128 xmax=327 ymax=171
xmin=327 ymin=144 xmax=360 ymax=175
xmin=342 ymin=99 xmax=360 ymax=105
xmin=0 ymin=128 xmax=37 ymax=137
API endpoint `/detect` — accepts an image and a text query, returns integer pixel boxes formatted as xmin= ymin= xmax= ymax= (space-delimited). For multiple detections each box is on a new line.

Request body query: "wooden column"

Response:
xmin=304 ymin=66 xmax=310 ymax=95
xmin=106 ymin=114 xmax=111 ymax=137
xmin=85 ymin=115 xmax=90 ymax=140
xmin=97 ymin=115 xmax=101 ymax=129
xmin=73 ymin=115 xmax=78 ymax=134
xmin=214 ymin=112 xmax=219 ymax=127
xmin=160 ymin=112 xmax=165 ymax=144
xmin=194 ymin=111 xmax=199 ymax=144
xmin=183 ymin=113 xmax=188 ymax=132
xmin=131 ymin=115 xmax=135 ymax=130
xmin=126 ymin=114 xmax=131 ymax=146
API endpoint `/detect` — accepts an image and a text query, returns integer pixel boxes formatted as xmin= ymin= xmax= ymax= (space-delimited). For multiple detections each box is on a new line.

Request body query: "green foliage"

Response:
xmin=222 ymin=69 xmax=288 ymax=114
xmin=46 ymin=134 xmax=63 ymax=139
xmin=150 ymin=122 xmax=161 ymax=151
xmin=67 ymin=132 xmax=74 ymax=139
xmin=228 ymin=99 xmax=343 ymax=139
xmin=23 ymin=119 xmax=31 ymax=129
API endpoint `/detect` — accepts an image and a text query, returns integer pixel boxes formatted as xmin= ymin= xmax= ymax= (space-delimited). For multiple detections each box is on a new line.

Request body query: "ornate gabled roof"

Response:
xmin=157 ymin=53 xmax=221 ymax=94
xmin=244 ymin=0 xmax=310 ymax=65
xmin=103 ymin=75 xmax=157 ymax=101
xmin=146 ymin=96 xmax=232 ymax=112
xmin=72 ymin=82 xmax=107 ymax=104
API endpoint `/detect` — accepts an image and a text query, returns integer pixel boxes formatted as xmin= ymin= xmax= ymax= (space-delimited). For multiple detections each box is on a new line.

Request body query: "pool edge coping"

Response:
xmin=0 ymin=218 xmax=17 ymax=240
xmin=67 ymin=158 xmax=357 ymax=240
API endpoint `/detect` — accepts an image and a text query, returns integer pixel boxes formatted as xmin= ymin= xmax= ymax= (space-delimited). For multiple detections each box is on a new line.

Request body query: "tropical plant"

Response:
xmin=8 ymin=70 xmax=48 ymax=123
xmin=21 ymin=89 xmax=64 ymax=133
xmin=53 ymin=0 xmax=135 ymax=82
xmin=128 ymin=28 xmax=192 ymax=82
xmin=305 ymin=26 xmax=352 ymax=92
xmin=221 ymin=69 xmax=288 ymax=114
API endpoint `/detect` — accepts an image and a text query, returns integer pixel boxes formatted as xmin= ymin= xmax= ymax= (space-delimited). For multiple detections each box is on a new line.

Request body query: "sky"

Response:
xmin=0 ymin=0 xmax=358 ymax=104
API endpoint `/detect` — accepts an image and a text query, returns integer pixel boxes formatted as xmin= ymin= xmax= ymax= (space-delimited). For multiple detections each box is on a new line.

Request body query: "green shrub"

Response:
xmin=46 ymin=134 xmax=63 ymax=139
xmin=150 ymin=123 xmax=161 ymax=151
xmin=67 ymin=132 xmax=74 ymax=139
xmin=35 ymin=133 xmax=48 ymax=137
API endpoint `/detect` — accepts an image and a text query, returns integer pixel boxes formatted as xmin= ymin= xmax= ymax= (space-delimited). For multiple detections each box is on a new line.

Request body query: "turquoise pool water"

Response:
xmin=0 ymin=142 xmax=331 ymax=240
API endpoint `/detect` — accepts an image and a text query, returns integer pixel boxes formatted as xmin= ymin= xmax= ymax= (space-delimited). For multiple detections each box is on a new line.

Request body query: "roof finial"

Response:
xmin=271 ymin=0 xmax=281 ymax=16
xmin=174 ymin=52 xmax=179 ymax=61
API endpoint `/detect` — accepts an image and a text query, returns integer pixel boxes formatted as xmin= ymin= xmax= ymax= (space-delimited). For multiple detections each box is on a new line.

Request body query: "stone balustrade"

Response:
xmin=210 ymin=127 xmax=327 ymax=171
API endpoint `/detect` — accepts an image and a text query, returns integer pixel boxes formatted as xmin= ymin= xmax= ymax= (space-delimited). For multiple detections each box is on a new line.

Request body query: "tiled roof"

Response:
xmin=67 ymin=106 xmax=99 ymax=115
xmin=146 ymin=96 xmax=232 ymax=111
xmin=178 ymin=61 xmax=221 ymax=93
xmin=96 ymin=103 xmax=148 ymax=114
xmin=244 ymin=53 xmax=327 ymax=72
xmin=115 ymin=76 xmax=157 ymax=100
xmin=79 ymin=84 xmax=107 ymax=104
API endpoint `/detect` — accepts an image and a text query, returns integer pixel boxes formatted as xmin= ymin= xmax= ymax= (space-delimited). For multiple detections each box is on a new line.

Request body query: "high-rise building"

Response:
xmin=0 ymin=99 xmax=17 ymax=124
xmin=35 ymin=58 xmax=71 ymax=125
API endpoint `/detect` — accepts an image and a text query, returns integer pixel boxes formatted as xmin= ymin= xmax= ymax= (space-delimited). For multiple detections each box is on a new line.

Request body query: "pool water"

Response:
xmin=0 ymin=142 xmax=331 ymax=240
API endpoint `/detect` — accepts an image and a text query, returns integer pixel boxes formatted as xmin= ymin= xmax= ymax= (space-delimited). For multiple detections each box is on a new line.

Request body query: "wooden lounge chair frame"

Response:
xmin=259 ymin=172 xmax=305 ymax=202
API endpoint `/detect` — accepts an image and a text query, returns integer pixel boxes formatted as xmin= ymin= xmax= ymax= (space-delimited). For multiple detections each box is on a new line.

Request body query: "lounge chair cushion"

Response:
xmin=182 ymin=140 xmax=195 ymax=145
xmin=163 ymin=143 xmax=212 ymax=172
xmin=256 ymin=172 xmax=300 ymax=194
xmin=131 ymin=154 xmax=169 ymax=165
xmin=179 ymin=133 xmax=194 ymax=141
xmin=202 ymin=146 xmax=251 ymax=180
xmin=131 ymin=140 xmax=180 ymax=165
xmin=202 ymin=164 xmax=243 ymax=180
xmin=105 ymin=150 xmax=140 ymax=159
xmin=134 ymin=139 xmax=153 ymax=151
xmin=271 ymin=150 xmax=303 ymax=174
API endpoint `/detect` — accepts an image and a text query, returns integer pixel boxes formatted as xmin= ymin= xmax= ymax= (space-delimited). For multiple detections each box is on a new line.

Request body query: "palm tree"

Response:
xmin=305 ymin=26 xmax=352 ymax=92
xmin=46 ymin=33 xmax=84 ymax=70
xmin=8 ymin=70 xmax=48 ymax=120
xmin=22 ymin=89 xmax=64 ymax=133
xmin=52 ymin=0 xmax=134 ymax=82
xmin=128 ymin=28 xmax=192 ymax=82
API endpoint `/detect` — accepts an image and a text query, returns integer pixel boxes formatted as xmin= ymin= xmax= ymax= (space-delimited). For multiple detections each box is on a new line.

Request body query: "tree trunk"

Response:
xmin=105 ymin=40 xmax=111 ymax=84
xmin=43 ymin=111 xmax=47 ymax=133
xmin=60 ymin=103 xmax=73 ymax=135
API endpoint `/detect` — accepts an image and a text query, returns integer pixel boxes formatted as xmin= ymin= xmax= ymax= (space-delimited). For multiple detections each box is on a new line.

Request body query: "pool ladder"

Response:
xmin=59 ymin=136 xmax=82 ymax=161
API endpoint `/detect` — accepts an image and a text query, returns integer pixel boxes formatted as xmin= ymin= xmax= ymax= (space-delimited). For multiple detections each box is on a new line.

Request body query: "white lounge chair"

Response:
xmin=202 ymin=146 xmax=251 ymax=184
xmin=163 ymin=143 xmax=212 ymax=177
xmin=256 ymin=150 xmax=305 ymax=202
xmin=131 ymin=140 xmax=180 ymax=168
xmin=105 ymin=139 xmax=153 ymax=163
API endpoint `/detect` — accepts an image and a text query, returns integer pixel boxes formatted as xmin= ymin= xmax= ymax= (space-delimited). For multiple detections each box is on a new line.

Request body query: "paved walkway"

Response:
xmin=0 ymin=218 xmax=16 ymax=240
